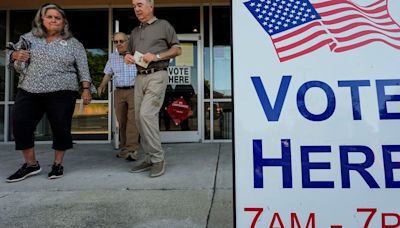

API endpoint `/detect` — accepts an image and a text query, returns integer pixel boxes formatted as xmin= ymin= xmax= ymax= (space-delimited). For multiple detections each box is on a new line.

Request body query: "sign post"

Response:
xmin=232 ymin=0 xmax=400 ymax=227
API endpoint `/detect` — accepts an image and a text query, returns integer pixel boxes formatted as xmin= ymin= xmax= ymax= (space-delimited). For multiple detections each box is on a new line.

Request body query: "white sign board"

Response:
xmin=233 ymin=0 xmax=400 ymax=227
xmin=168 ymin=66 xmax=191 ymax=85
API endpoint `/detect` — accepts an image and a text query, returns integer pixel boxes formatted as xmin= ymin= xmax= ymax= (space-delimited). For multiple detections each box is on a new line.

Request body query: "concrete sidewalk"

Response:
xmin=0 ymin=143 xmax=233 ymax=228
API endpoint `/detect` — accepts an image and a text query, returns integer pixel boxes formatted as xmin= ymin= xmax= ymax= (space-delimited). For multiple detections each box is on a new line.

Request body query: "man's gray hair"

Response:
xmin=32 ymin=3 xmax=72 ymax=39
xmin=113 ymin=32 xmax=128 ymax=40
xmin=146 ymin=0 xmax=154 ymax=6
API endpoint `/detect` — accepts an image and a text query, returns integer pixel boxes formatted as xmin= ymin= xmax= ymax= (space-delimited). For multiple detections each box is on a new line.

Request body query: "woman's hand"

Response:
xmin=12 ymin=50 xmax=30 ymax=62
xmin=81 ymin=89 xmax=92 ymax=105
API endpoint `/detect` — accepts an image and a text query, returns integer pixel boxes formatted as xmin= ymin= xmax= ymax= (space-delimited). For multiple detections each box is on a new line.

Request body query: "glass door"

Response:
xmin=160 ymin=34 xmax=202 ymax=142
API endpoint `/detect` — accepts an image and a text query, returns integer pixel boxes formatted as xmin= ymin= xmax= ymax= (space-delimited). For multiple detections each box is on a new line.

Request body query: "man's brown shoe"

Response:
xmin=150 ymin=160 xmax=165 ymax=177
xmin=116 ymin=150 xmax=129 ymax=159
xmin=126 ymin=151 xmax=138 ymax=161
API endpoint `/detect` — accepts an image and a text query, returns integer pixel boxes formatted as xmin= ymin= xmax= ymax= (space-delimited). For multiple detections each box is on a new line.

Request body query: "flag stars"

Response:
xmin=245 ymin=0 xmax=322 ymax=35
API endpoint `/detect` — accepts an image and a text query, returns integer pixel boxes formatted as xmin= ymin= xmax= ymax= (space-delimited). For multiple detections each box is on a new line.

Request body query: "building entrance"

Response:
xmin=159 ymin=34 xmax=202 ymax=142
xmin=111 ymin=34 xmax=202 ymax=146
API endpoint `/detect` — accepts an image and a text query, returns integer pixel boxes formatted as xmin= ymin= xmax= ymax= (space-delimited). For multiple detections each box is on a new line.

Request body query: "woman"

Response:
xmin=6 ymin=3 xmax=92 ymax=182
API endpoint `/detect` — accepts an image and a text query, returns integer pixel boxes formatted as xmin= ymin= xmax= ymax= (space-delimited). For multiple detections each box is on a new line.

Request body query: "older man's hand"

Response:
xmin=124 ymin=53 xmax=135 ymax=64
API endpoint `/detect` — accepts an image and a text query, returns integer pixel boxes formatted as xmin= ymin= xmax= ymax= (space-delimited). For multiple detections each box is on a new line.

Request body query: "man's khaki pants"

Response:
xmin=134 ymin=70 xmax=168 ymax=164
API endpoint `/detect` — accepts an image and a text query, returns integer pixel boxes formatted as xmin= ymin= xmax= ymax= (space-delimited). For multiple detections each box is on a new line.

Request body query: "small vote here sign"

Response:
xmin=168 ymin=66 xmax=191 ymax=85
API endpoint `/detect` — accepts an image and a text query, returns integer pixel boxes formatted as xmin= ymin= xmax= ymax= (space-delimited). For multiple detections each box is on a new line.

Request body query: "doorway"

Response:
xmin=159 ymin=34 xmax=202 ymax=142
xmin=111 ymin=34 xmax=202 ymax=146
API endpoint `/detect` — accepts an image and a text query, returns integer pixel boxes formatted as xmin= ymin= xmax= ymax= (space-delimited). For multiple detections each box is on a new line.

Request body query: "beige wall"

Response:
xmin=0 ymin=0 xmax=229 ymax=9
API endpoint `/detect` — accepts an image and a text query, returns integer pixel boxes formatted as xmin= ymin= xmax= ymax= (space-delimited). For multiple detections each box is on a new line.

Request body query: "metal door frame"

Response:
xmin=112 ymin=33 xmax=203 ymax=146
xmin=160 ymin=33 xmax=203 ymax=142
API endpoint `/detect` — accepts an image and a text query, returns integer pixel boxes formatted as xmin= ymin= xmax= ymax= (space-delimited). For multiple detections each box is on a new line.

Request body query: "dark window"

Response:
xmin=0 ymin=11 xmax=5 ymax=48
xmin=212 ymin=6 xmax=231 ymax=98
xmin=156 ymin=7 xmax=200 ymax=34
xmin=212 ymin=6 xmax=230 ymax=46
xmin=113 ymin=7 xmax=200 ymax=35
xmin=0 ymin=11 xmax=5 ymax=140
xmin=65 ymin=9 xmax=108 ymax=100
xmin=9 ymin=10 xmax=36 ymax=43
xmin=204 ymin=6 xmax=210 ymax=99
xmin=113 ymin=8 xmax=140 ymax=35
xmin=66 ymin=9 xmax=108 ymax=49
xmin=9 ymin=10 xmax=36 ymax=100
xmin=8 ymin=9 xmax=109 ymax=141
xmin=0 ymin=10 xmax=6 ymax=102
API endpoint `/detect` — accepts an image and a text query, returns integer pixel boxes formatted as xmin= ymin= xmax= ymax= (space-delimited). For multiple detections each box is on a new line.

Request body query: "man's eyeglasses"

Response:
xmin=113 ymin=40 xmax=126 ymax=44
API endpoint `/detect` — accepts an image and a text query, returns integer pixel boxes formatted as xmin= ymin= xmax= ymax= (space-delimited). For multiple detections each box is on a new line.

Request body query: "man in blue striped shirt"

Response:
xmin=98 ymin=32 xmax=139 ymax=161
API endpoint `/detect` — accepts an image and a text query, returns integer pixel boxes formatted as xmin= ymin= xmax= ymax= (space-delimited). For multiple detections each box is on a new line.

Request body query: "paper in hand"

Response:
xmin=133 ymin=51 xmax=149 ymax=68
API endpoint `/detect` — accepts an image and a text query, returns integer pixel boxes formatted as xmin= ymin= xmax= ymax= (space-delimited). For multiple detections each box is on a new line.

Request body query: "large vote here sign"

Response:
xmin=232 ymin=0 xmax=400 ymax=227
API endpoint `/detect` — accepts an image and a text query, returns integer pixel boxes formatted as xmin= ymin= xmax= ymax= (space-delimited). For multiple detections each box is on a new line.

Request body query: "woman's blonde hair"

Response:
xmin=32 ymin=3 xmax=72 ymax=39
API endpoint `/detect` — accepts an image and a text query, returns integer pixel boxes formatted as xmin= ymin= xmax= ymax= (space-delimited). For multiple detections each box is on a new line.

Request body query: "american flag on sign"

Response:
xmin=244 ymin=0 xmax=400 ymax=62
